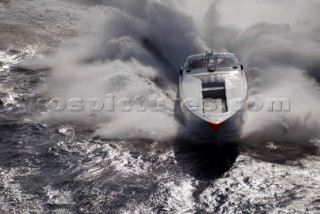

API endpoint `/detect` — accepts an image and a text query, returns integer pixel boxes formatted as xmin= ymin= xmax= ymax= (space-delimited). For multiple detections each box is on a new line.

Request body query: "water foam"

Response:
xmin=31 ymin=0 xmax=320 ymax=143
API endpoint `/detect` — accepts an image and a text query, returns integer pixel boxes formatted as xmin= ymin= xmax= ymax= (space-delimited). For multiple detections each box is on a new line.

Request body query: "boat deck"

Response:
xmin=180 ymin=71 xmax=246 ymax=123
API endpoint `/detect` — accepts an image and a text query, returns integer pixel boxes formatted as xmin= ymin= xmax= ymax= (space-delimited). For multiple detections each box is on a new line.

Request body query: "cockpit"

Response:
xmin=184 ymin=53 xmax=240 ymax=73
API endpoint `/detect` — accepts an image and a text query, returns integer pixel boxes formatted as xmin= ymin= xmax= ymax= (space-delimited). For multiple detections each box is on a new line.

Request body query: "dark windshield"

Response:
xmin=188 ymin=59 xmax=204 ymax=69
xmin=216 ymin=56 xmax=239 ymax=68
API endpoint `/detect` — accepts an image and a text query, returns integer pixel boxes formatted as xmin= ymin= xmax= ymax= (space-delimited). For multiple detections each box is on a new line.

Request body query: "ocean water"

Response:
xmin=0 ymin=0 xmax=320 ymax=213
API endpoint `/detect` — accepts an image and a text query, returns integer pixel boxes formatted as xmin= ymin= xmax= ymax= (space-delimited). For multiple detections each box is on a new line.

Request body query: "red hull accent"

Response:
xmin=208 ymin=122 xmax=224 ymax=132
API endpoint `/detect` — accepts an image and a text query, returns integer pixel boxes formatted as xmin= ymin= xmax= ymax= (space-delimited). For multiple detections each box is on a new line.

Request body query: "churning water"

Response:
xmin=0 ymin=0 xmax=320 ymax=213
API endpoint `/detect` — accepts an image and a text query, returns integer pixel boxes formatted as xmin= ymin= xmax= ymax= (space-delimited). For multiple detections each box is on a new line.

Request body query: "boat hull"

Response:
xmin=178 ymin=52 xmax=248 ymax=144
xmin=179 ymin=88 xmax=246 ymax=144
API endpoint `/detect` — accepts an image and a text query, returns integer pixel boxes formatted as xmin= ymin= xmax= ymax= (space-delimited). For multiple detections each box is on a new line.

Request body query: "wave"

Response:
xmin=27 ymin=0 xmax=320 ymax=143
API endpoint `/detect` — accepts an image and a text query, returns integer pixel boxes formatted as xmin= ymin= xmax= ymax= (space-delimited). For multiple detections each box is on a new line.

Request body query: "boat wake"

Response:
xmin=19 ymin=0 xmax=320 ymax=146
xmin=1 ymin=1 xmax=320 ymax=213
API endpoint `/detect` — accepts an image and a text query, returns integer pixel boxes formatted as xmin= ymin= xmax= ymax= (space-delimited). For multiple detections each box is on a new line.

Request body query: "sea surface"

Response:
xmin=1 ymin=0 xmax=320 ymax=213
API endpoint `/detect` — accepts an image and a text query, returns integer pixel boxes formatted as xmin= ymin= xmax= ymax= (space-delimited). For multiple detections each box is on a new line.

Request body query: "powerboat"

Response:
xmin=178 ymin=52 xmax=248 ymax=144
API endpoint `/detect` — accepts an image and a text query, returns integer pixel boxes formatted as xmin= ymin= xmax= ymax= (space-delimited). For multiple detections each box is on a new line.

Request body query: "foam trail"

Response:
xmin=201 ymin=0 xmax=320 ymax=144
xmin=33 ymin=0 xmax=320 ymax=143
xmin=35 ymin=0 xmax=209 ymax=141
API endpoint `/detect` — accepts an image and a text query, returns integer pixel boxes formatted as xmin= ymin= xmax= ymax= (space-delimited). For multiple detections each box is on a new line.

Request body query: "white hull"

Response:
xmin=179 ymin=87 xmax=245 ymax=144
xmin=179 ymin=52 xmax=248 ymax=144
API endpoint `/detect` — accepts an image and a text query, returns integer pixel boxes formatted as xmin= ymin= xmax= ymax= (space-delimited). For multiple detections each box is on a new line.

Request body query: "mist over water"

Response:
xmin=211 ymin=0 xmax=320 ymax=144
xmin=32 ymin=0 xmax=320 ymax=143
xmin=2 ymin=0 xmax=320 ymax=212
